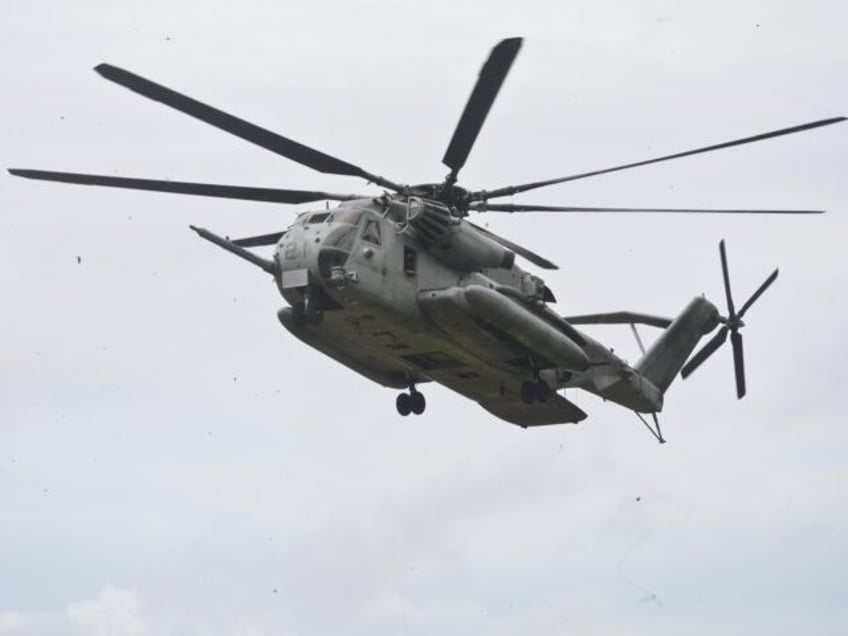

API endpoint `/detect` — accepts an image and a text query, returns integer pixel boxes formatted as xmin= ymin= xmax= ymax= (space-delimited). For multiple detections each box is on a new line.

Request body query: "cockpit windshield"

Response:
xmin=330 ymin=209 xmax=362 ymax=225
xmin=298 ymin=209 xmax=364 ymax=227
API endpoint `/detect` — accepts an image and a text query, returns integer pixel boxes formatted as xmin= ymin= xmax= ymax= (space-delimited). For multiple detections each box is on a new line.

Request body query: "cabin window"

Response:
xmin=306 ymin=212 xmax=330 ymax=224
xmin=403 ymin=246 xmax=417 ymax=276
xmin=361 ymin=218 xmax=382 ymax=246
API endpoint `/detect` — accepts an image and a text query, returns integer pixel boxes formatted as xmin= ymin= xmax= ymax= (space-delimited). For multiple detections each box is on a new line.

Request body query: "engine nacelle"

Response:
xmin=405 ymin=197 xmax=515 ymax=270
xmin=418 ymin=284 xmax=589 ymax=371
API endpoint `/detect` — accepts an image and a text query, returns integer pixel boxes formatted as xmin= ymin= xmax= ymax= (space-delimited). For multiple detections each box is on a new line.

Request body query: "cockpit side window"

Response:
xmin=361 ymin=218 xmax=382 ymax=246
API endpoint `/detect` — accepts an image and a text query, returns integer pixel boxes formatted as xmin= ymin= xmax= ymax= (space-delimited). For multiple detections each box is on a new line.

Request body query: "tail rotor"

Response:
xmin=681 ymin=240 xmax=779 ymax=398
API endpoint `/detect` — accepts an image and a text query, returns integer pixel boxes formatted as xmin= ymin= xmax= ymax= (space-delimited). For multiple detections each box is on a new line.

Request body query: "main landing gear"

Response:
xmin=292 ymin=304 xmax=323 ymax=326
xmin=520 ymin=378 xmax=551 ymax=404
xmin=396 ymin=386 xmax=426 ymax=416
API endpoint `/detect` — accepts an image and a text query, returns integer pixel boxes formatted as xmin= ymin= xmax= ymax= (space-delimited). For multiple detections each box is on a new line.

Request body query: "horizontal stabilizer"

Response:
xmin=564 ymin=311 xmax=672 ymax=329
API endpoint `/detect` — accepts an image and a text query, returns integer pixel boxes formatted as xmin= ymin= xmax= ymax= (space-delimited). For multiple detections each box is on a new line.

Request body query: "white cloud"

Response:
xmin=65 ymin=587 xmax=145 ymax=636
xmin=0 ymin=587 xmax=143 ymax=636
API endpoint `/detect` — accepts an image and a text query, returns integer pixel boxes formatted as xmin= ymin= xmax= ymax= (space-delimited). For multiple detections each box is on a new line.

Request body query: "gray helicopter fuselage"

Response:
xmin=269 ymin=197 xmax=683 ymax=426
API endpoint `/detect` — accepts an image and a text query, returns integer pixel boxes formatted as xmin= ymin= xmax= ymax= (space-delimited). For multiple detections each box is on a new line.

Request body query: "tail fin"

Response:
xmin=635 ymin=297 xmax=720 ymax=394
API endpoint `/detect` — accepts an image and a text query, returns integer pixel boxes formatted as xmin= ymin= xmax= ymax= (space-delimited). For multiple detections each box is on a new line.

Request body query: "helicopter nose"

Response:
xmin=273 ymin=226 xmax=316 ymax=289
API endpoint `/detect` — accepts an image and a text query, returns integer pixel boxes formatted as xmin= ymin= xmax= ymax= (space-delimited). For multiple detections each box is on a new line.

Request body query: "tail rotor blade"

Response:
xmin=731 ymin=330 xmax=746 ymax=399
xmin=682 ymin=241 xmax=773 ymax=397
xmin=719 ymin=239 xmax=736 ymax=317
xmin=738 ymin=269 xmax=779 ymax=319
xmin=681 ymin=325 xmax=729 ymax=378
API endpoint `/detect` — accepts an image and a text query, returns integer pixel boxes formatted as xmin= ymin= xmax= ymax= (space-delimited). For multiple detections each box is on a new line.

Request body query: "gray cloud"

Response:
xmin=2 ymin=0 xmax=847 ymax=634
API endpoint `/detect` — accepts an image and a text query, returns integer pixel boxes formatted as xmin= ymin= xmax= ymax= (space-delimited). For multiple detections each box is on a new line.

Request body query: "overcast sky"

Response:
xmin=2 ymin=1 xmax=847 ymax=634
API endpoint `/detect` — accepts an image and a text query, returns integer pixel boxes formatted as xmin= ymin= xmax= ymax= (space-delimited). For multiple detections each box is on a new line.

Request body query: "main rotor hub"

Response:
xmin=408 ymin=183 xmax=471 ymax=215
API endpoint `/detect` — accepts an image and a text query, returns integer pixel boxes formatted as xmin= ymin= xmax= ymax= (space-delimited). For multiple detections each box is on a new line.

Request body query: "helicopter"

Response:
xmin=9 ymin=38 xmax=844 ymax=442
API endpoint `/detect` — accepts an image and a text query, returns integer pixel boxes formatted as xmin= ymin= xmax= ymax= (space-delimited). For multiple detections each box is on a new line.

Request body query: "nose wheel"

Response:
xmin=292 ymin=287 xmax=325 ymax=327
xmin=396 ymin=387 xmax=426 ymax=416
xmin=292 ymin=304 xmax=323 ymax=327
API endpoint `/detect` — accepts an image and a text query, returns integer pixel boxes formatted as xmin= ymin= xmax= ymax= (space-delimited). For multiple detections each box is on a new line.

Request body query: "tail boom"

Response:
xmin=635 ymin=296 xmax=720 ymax=394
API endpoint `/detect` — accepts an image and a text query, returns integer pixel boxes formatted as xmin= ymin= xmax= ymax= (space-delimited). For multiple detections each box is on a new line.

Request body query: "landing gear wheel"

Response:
xmin=520 ymin=381 xmax=536 ymax=405
xmin=521 ymin=379 xmax=552 ymax=404
xmin=410 ymin=391 xmax=426 ymax=415
xmin=396 ymin=393 xmax=412 ymax=416
xmin=302 ymin=287 xmax=323 ymax=326
xmin=534 ymin=379 xmax=551 ymax=403
xmin=306 ymin=307 xmax=323 ymax=326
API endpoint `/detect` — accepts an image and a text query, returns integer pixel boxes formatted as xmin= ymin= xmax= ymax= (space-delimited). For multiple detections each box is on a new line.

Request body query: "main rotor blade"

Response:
xmin=737 ymin=268 xmax=779 ymax=319
xmin=719 ymin=240 xmax=735 ymax=317
xmin=731 ymin=330 xmax=746 ymax=399
xmin=681 ymin=325 xmax=728 ymax=378
xmin=468 ymin=221 xmax=558 ymax=270
xmin=8 ymin=169 xmax=363 ymax=204
xmin=442 ymin=38 xmax=522 ymax=181
xmin=94 ymin=63 xmax=403 ymax=191
xmin=469 ymin=202 xmax=824 ymax=214
xmin=476 ymin=116 xmax=847 ymax=200
xmin=233 ymin=231 xmax=285 ymax=247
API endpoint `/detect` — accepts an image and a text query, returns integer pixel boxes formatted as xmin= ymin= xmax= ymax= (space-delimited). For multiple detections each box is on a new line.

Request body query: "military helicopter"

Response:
xmin=10 ymin=38 xmax=844 ymax=442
